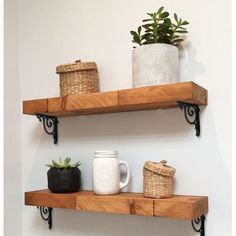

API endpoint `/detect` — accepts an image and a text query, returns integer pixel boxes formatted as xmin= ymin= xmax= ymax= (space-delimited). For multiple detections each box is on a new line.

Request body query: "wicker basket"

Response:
xmin=56 ymin=60 xmax=99 ymax=96
xmin=143 ymin=160 xmax=175 ymax=198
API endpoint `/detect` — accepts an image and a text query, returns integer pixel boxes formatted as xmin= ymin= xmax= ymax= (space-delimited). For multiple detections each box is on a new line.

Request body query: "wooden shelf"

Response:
xmin=23 ymin=82 xmax=207 ymax=117
xmin=25 ymin=189 xmax=208 ymax=220
xmin=22 ymin=82 xmax=207 ymax=143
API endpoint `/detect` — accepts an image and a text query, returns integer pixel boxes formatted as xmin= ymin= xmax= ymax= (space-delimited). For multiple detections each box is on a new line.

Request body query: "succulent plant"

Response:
xmin=130 ymin=6 xmax=189 ymax=48
xmin=46 ymin=157 xmax=81 ymax=169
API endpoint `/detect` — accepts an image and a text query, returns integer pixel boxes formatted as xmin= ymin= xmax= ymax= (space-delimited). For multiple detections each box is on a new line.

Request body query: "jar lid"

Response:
xmin=56 ymin=59 xmax=98 ymax=74
xmin=95 ymin=150 xmax=118 ymax=157
xmin=144 ymin=160 xmax=175 ymax=177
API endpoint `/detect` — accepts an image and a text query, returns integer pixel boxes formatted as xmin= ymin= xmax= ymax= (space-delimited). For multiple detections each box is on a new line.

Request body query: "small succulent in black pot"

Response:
xmin=46 ymin=157 xmax=81 ymax=193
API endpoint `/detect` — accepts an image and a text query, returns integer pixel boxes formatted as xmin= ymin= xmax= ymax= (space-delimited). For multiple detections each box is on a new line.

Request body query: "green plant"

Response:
xmin=46 ymin=157 xmax=81 ymax=169
xmin=130 ymin=6 xmax=189 ymax=48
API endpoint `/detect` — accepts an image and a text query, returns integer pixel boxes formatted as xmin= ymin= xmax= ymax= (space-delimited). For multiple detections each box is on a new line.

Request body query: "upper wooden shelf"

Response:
xmin=25 ymin=189 xmax=208 ymax=220
xmin=23 ymin=82 xmax=207 ymax=117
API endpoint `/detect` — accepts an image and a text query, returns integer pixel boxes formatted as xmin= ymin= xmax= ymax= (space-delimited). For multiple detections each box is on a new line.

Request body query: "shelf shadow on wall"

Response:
xmin=49 ymin=209 xmax=193 ymax=236
xmin=55 ymin=107 xmax=207 ymax=142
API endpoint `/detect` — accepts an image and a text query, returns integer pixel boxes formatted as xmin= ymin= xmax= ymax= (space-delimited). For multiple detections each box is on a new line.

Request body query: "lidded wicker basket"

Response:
xmin=56 ymin=60 xmax=99 ymax=96
xmin=143 ymin=160 xmax=175 ymax=198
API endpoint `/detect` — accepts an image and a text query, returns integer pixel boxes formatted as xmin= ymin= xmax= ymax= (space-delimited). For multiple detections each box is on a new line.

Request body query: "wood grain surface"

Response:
xmin=23 ymin=82 xmax=208 ymax=117
xmin=25 ymin=189 xmax=208 ymax=220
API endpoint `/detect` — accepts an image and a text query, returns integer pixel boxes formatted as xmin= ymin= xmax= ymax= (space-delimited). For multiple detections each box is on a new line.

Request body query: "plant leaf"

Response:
xmin=172 ymin=35 xmax=180 ymax=39
xmin=172 ymin=38 xmax=183 ymax=43
xmin=64 ymin=157 xmax=71 ymax=167
xmin=178 ymin=26 xmax=187 ymax=30
xmin=174 ymin=13 xmax=178 ymax=22
xmin=130 ymin=31 xmax=138 ymax=36
xmin=142 ymin=23 xmax=153 ymax=28
xmin=175 ymin=30 xmax=188 ymax=33
xmin=138 ymin=26 xmax=142 ymax=34
xmin=157 ymin=6 xmax=164 ymax=14
xmin=72 ymin=161 xmax=81 ymax=168
xmin=52 ymin=160 xmax=61 ymax=168
xmin=142 ymin=19 xmax=153 ymax=22
xmin=160 ymin=12 xmax=169 ymax=18
xmin=181 ymin=21 xmax=189 ymax=25
xmin=147 ymin=13 xmax=154 ymax=17
xmin=164 ymin=18 xmax=172 ymax=26
xmin=46 ymin=164 xmax=54 ymax=168
xmin=142 ymin=33 xmax=152 ymax=37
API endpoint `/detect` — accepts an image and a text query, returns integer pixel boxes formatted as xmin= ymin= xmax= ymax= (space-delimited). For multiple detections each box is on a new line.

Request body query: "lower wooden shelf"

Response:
xmin=25 ymin=189 xmax=208 ymax=220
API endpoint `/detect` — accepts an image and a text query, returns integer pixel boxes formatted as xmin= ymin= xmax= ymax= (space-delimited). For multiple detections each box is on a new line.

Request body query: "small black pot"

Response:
xmin=47 ymin=167 xmax=81 ymax=193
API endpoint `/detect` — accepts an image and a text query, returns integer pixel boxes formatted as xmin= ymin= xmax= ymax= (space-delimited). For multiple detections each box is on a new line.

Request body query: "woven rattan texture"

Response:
xmin=59 ymin=70 xmax=98 ymax=96
xmin=143 ymin=160 xmax=175 ymax=198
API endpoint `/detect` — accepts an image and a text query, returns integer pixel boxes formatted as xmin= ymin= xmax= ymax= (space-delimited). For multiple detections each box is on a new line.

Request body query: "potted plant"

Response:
xmin=130 ymin=6 xmax=189 ymax=87
xmin=46 ymin=157 xmax=81 ymax=193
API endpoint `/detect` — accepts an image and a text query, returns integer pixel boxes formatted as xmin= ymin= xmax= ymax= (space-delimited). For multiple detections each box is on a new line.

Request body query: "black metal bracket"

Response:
xmin=36 ymin=114 xmax=58 ymax=144
xmin=176 ymin=101 xmax=200 ymax=137
xmin=37 ymin=207 xmax=53 ymax=229
xmin=191 ymin=215 xmax=205 ymax=236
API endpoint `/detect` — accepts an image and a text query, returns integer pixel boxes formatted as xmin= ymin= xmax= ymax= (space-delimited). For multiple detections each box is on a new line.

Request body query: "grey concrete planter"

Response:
xmin=132 ymin=44 xmax=179 ymax=87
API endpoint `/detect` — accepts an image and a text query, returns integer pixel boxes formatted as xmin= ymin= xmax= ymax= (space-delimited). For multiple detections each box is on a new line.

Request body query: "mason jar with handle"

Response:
xmin=93 ymin=150 xmax=130 ymax=195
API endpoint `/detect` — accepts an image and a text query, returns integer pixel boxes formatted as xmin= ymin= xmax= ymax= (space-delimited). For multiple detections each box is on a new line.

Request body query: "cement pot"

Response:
xmin=47 ymin=167 xmax=81 ymax=193
xmin=132 ymin=44 xmax=179 ymax=87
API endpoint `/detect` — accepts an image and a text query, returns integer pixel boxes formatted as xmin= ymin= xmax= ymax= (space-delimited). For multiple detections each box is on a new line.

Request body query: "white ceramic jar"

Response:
xmin=93 ymin=150 xmax=130 ymax=195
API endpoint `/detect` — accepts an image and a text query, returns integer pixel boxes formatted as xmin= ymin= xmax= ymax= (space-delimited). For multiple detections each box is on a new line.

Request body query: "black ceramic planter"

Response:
xmin=47 ymin=167 xmax=81 ymax=193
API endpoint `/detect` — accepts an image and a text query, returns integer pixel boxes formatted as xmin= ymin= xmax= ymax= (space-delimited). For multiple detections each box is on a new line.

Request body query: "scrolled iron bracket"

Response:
xmin=191 ymin=215 xmax=205 ymax=236
xmin=176 ymin=101 xmax=200 ymax=137
xmin=37 ymin=206 xmax=53 ymax=229
xmin=36 ymin=114 xmax=58 ymax=144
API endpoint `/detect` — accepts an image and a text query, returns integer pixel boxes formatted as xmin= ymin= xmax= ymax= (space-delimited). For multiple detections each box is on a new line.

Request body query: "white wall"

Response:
xmin=4 ymin=0 xmax=22 ymax=235
xmin=17 ymin=0 xmax=231 ymax=236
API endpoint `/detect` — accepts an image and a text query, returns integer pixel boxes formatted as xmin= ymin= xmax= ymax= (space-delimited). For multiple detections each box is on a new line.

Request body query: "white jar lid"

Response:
xmin=95 ymin=150 xmax=118 ymax=156
xmin=95 ymin=150 xmax=117 ymax=155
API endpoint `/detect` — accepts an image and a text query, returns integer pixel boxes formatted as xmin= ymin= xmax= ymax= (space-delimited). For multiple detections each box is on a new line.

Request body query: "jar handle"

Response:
xmin=119 ymin=160 xmax=130 ymax=190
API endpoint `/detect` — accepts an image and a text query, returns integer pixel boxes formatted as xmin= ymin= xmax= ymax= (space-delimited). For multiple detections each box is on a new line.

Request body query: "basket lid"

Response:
xmin=56 ymin=60 xmax=97 ymax=74
xmin=144 ymin=160 xmax=176 ymax=176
